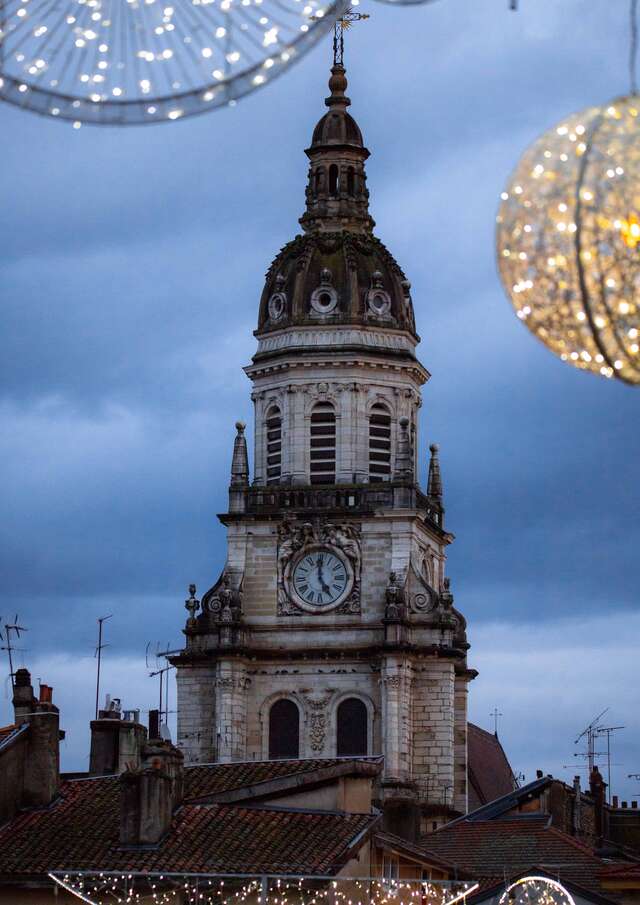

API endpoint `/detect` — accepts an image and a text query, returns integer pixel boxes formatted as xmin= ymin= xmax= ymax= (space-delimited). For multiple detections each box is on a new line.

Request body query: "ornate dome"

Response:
xmin=257 ymin=229 xmax=417 ymax=338
xmin=256 ymin=64 xmax=418 ymax=342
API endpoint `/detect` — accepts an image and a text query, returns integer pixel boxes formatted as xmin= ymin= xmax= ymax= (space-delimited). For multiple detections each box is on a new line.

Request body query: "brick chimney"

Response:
xmin=120 ymin=740 xmax=183 ymax=846
xmin=12 ymin=669 xmax=61 ymax=808
xmin=589 ymin=765 xmax=607 ymax=844
xmin=90 ymin=706 xmax=147 ymax=775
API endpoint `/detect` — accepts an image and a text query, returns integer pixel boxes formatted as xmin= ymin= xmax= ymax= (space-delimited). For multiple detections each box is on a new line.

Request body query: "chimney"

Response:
xmin=90 ymin=703 xmax=147 ymax=775
xmin=612 ymin=795 xmax=619 ymax=808
xmin=536 ymin=769 xmax=543 ymax=779
xmin=148 ymin=709 xmax=160 ymax=741
xmin=573 ymin=776 xmax=582 ymax=836
xmin=633 ymin=801 xmax=638 ymax=809
xmin=12 ymin=669 xmax=61 ymax=809
xmin=589 ymin=766 xmax=607 ymax=843
xmin=120 ymin=740 xmax=183 ymax=846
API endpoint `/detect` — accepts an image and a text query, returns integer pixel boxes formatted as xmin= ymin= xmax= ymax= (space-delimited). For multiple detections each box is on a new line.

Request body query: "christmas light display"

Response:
xmin=48 ymin=873 xmax=480 ymax=905
xmin=0 ymin=0 xmax=347 ymax=124
xmin=498 ymin=875 xmax=576 ymax=905
xmin=496 ymin=95 xmax=640 ymax=386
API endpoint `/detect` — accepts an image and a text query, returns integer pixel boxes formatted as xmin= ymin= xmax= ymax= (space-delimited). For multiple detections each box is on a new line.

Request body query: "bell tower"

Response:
xmin=172 ymin=59 xmax=475 ymax=832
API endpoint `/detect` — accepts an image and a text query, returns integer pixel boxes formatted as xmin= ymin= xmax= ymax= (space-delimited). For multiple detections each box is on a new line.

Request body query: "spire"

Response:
xmin=299 ymin=61 xmax=374 ymax=234
xmin=427 ymin=443 xmax=443 ymax=502
xmin=230 ymin=422 xmax=249 ymax=486
xmin=229 ymin=421 xmax=249 ymax=513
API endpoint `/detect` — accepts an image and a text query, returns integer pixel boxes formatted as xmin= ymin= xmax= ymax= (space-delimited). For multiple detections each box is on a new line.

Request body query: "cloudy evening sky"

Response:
xmin=1 ymin=0 xmax=638 ymax=796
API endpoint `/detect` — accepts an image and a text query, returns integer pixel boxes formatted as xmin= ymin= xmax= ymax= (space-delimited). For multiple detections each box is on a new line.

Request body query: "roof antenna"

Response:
xmin=147 ymin=641 xmax=180 ymax=731
xmin=332 ymin=6 xmax=369 ymax=68
xmin=94 ymin=615 xmax=112 ymax=719
xmin=0 ymin=616 xmax=28 ymax=691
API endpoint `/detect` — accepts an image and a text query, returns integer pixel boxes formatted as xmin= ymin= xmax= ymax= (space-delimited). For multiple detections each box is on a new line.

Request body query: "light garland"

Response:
xmin=498 ymin=875 xmax=576 ymax=905
xmin=496 ymin=95 xmax=640 ymax=385
xmin=48 ymin=873 xmax=480 ymax=905
xmin=0 ymin=0 xmax=347 ymax=124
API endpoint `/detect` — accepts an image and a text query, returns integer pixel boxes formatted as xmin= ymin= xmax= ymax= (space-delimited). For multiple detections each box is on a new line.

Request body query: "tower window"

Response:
xmin=369 ymin=403 xmax=392 ymax=482
xmin=337 ymin=698 xmax=368 ymax=756
xmin=310 ymin=402 xmax=336 ymax=485
xmin=347 ymin=166 xmax=355 ymax=196
xmin=268 ymin=699 xmax=299 ymax=759
xmin=329 ymin=164 xmax=339 ymax=196
xmin=315 ymin=168 xmax=323 ymax=194
xmin=265 ymin=405 xmax=282 ymax=485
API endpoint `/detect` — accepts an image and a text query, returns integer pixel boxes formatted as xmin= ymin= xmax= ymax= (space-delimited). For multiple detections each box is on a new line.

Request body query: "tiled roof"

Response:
xmin=0 ymin=723 xmax=27 ymax=752
xmin=0 ymin=773 xmax=378 ymax=877
xmin=184 ymin=757 xmax=382 ymax=801
xmin=422 ymin=817 xmax=615 ymax=896
xmin=467 ymin=724 xmax=517 ymax=811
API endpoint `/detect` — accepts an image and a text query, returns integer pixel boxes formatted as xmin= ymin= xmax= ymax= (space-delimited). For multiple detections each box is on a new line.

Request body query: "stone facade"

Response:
xmin=172 ymin=62 xmax=475 ymax=831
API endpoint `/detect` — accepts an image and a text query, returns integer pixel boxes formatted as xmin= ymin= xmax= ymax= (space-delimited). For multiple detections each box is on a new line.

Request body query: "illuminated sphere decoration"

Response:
xmin=0 ymin=0 xmax=347 ymax=125
xmin=499 ymin=876 xmax=576 ymax=905
xmin=497 ymin=96 xmax=640 ymax=385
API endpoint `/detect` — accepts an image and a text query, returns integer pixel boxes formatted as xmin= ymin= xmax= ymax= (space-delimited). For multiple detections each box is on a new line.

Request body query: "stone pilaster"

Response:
xmin=176 ymin=664 xmax=216 ymax=765
xmin=214 ymin=659 xmax=249 ymax=762
xmin=453 ymin=674 xmax=469 ymax=815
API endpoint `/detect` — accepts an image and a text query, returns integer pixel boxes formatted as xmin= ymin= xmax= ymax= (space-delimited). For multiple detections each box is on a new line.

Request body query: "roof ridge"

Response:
xmin=543 ymin=823 xmax=604 ymax=859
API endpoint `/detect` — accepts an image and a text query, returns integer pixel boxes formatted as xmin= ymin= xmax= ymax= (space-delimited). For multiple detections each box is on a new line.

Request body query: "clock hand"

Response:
xmin=316 ymin=558 xmax=331 ymax=595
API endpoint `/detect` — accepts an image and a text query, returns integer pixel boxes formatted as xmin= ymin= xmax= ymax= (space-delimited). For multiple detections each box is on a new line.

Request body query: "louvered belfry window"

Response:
xmin=265 ymin=405 xmax=282 ymax=485
xmin=309 ymin=402 xmax=336 ymax=485
xmin=269 ymin=699 xmax=299 ymax=759
xmin=369 ymin=403 xmax=392 ymax=482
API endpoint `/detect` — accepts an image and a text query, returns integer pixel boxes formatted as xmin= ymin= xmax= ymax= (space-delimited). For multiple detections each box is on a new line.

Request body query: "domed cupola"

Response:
xmin=254 ymin=64 xmax=419 ymax=348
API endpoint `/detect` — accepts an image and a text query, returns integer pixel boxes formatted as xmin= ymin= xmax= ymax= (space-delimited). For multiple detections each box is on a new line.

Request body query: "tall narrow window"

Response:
xmin=265 ymin=405 xmax=282 ymax=485
xmin=310 ymin=402 xmax=336 ymax=485
xmin=329 ymin=164 xmax=339 ymax=196
xmin=369 ymin=403 xmax=392 ymax=482
xmin=269 ymin=699 xmax=299 ymax=759
xmin=347 ymin=166 xmax=355 ymax=196
xmin=337 ymin=698 xmax=368 ymax=756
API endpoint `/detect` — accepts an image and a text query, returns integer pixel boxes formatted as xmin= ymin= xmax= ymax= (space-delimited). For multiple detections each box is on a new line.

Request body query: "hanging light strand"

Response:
xmin=631 ymin=0 xmax=638 ymax=95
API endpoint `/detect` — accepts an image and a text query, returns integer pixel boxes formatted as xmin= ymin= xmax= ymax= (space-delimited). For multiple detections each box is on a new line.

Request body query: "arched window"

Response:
xmin=347 ymin=166 xmax=355 ymax=196
xmin=329 ymin=164 xmax=339 ymax=196
xmin=369 ymin=403 xmax=392 ymax=482
xmin=337 ymin=698 xmax=368 ymax=756
xmin=310 ymin=402 xmax=336 ymax=485
xmin=265 ymin=405 xmax=282 ymax=485
xmin=269 ymin=699 xmax=299 ymax=759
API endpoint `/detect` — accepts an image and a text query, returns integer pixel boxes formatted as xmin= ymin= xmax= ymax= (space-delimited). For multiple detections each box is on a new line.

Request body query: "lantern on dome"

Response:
xmin=496 ymin=95 xmax=640 ymax=386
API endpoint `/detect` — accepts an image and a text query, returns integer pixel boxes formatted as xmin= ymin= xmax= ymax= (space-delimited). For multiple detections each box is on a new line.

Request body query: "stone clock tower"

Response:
xmin=172 ymin=62 xmax=475 ymax=830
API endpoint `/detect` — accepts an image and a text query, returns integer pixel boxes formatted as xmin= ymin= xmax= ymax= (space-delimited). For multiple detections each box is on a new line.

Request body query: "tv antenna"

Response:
xmin=94 ymin=615 xmax=112 ymax=720
xmin=574 ymin=709 xmax=624 ymax=802
xmin=0 ymin=616 xmax=28 ymax=691
xmin=146 ymin=642 xmax=180 ymax=728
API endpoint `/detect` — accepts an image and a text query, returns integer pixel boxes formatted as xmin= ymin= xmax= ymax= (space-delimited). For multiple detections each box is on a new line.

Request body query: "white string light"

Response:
xmin=0 ymin=0 xmax=348 ymax=124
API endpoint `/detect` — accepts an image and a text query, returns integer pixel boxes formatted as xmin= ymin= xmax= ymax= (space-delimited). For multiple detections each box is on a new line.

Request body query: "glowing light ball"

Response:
xmin=497 ymin=96 xmax=640 ymax=385
xmin=0 ymin=0 xmax=346 ymax=125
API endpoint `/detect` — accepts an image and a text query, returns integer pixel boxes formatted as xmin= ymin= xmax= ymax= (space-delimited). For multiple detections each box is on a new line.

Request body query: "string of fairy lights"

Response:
xmin=48 ymin=875 xmax=480 ymax=905
xmin=48 ymin=873 xmax=580 ymax=905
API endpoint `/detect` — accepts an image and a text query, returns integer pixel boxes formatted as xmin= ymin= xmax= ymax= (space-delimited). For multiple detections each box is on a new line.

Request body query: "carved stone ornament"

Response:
xmin=365 ymin=271 xmax=392 ymax=319
xmin=302 ymin=691 xmax=334 ymax=752
xmin=310 ymin=268 xmax=338 ymax=315
xmin=277 ymin=518 xmax=361 ymax=616
xmin=268 ymin=274 xmax=287 ymax=322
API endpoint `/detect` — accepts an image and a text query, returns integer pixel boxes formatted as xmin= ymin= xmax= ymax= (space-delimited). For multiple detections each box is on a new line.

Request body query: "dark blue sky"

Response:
xmin=1 ymin=0 xmax=638 ymax=794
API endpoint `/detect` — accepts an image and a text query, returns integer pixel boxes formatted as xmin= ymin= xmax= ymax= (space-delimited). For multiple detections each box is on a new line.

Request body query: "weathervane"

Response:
xmin=333 ymin=6 xmax=370 ymax=67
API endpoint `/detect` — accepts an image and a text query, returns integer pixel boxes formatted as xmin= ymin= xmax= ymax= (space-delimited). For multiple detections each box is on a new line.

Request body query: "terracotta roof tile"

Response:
xmin=421 ymin=818 xmax=613 ymax=896
xmin=0 ymin=767 xmax=378 ymax=878
xmin=467 ymin=724 xmax=516 ymax=811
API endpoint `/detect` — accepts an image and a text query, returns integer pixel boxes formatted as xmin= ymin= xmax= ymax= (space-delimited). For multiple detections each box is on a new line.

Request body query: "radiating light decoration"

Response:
xmin=496 ymin=95 xmax=640 ymax=386
xmin=0 ymin=0 xmax=347 ymax=124
xmin=499 ymin=876 xmax=576 ymax=905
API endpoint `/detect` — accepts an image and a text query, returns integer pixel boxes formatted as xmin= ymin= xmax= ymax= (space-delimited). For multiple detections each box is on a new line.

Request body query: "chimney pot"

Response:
xmin=622 ymin=801 xmax=628 ymax=809
xmin=536 ymin=769 xmax=543 ymax=779
xmin=39 ymin=684 xmax=53 ymax=704
xmin=613 ymin=795 xmax=619 ymax=808
xmin=632 ymin=801 xmax=638 ymax=809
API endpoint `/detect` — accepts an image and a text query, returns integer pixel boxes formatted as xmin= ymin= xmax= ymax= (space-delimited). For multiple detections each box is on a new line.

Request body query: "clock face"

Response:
xmin=292 ymin=549 xmax=349 ymax=607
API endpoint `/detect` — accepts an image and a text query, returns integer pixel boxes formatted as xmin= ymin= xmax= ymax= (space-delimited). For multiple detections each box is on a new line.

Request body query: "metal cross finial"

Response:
xmin=333 ymin=6 xmax=369 ymax=67
xmin=490 ymin=707 xmax=503 ymax=737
